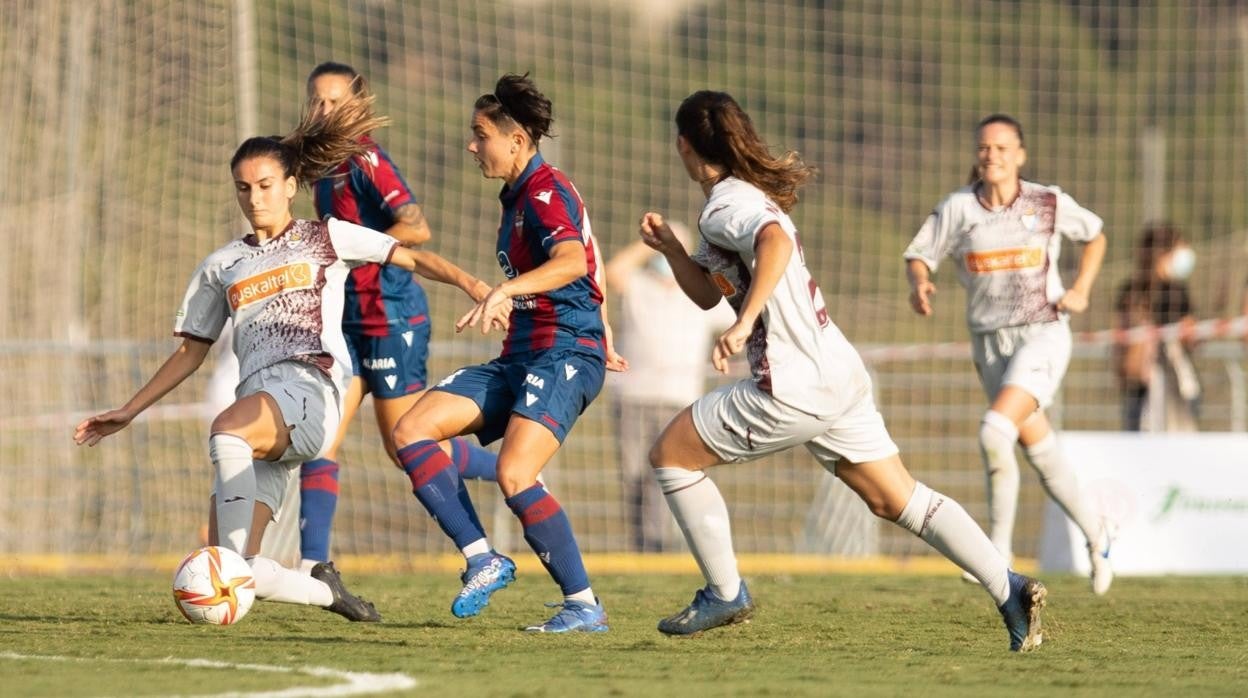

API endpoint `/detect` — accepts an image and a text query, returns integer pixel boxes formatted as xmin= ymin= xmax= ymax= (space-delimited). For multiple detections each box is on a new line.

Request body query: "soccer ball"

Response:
xmin=171 ymin=546 xmax=256 ymax=625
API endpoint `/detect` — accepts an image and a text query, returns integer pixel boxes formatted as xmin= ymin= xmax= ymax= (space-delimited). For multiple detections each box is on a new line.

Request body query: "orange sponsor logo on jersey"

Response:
xmin=711 ymin=272 xmax=737 ymax=297
xmin=227 ymin=263 xmax=315 ymax=310
xmin=964 ymin=247 xmax=1043 ymax=273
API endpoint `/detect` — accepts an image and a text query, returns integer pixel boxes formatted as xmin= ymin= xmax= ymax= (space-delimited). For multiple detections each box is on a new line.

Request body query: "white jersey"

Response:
xmin=174 ymin=217 xmax=397 ymax=392
xmin=904 ymin=180 xmax=1103 ymax=333
xmin=691 ymin=177 xmax=870 ymax=418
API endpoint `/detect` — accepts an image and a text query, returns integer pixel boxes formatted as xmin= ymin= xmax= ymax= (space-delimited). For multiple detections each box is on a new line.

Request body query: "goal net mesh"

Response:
xmin=2 ymin=0 xmax=1246 ymax=563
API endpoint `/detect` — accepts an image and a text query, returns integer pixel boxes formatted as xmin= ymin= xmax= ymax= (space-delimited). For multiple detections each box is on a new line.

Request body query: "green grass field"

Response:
xmin=1 ymin=572 xmax=1245 ymax=697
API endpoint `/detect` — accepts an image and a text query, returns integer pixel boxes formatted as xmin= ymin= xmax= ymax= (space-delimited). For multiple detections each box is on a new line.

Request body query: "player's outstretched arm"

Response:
xmin=639 ymin=212 xmax=722 ymax=309
xmin=73 ymin=338 xmax=212 ymax=446
xmin=388 ymin=246 xmax=492 ymax=303
xmin=455 ymin=239 xmax=587 ymax=335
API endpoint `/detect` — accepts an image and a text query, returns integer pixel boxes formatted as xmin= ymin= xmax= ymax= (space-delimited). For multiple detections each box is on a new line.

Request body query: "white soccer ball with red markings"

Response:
xmin=172 ymin=546 xmax=256 ymax=625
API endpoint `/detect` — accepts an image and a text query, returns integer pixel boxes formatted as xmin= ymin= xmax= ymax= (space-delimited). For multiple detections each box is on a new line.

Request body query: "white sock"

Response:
xmin=461 ymin=538 xmax=491 ymax=560
xmin=249 ymin=556 xmax=334 ymax=607
xmin=1024 ymin=433 xmax=1102 ymax=546
xmin=896 ymin=481 xmax=1010 ymax=606
xmin=979 ymin=410 xmax=1020 ymax=560
xmin=655 ymin=467 xmax=741 ymax=602
xmin=210 ymin=433 xmax=256 ymax=556
xmin=299 ymin=559 xmax=318 ymax=574
xmin=566 ymin=588 xmax=597 ymax=606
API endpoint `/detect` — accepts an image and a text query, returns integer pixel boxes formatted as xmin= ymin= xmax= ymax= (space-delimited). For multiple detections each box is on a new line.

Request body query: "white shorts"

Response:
xmin=691 ymin=379 xmax=899 ymax=468
xmin=971 ymin=318 xmax=1072 ymax=409
xmin=232 ymin=360 xmax=341 ymax=513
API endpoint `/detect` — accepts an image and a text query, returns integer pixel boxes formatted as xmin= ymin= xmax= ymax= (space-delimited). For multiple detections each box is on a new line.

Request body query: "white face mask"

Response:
xmin=1167 ymin=247 xmax=1196 ymax=280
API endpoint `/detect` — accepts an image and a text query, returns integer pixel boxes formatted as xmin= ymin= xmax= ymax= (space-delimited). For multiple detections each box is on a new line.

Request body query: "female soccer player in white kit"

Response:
xmin=904 ymin=114 xmax=1112 ymax=595
xmin=642 ymin=91 xmax=1046 ymax=651
xmin=74 ymin=95 xmax=492 ymax=621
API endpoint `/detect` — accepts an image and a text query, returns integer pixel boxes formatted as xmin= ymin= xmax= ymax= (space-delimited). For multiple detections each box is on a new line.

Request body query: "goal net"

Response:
xmin=2 ymin=0 xmax=1246 ymax=566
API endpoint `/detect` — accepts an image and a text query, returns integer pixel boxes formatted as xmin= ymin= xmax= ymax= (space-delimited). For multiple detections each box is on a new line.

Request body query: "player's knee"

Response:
xmin=390 ymin=415 xmax=426 ymax=451
xmin=978 ymin=410 xmax=1020 ymax=468
xmin=495 ymin=463 xmax=537 ymax=498
xmin=647 ymin=439 xmax=673 ymax=470
xmin=863 ymin=493 xmax=902 ymax=520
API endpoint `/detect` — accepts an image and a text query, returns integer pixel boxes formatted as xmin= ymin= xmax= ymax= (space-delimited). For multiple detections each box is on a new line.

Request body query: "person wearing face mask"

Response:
xmin=1113 ymin=223 xmax=1201 ymax=432
xmin=603 ymin=223 xmax=734 ymax=552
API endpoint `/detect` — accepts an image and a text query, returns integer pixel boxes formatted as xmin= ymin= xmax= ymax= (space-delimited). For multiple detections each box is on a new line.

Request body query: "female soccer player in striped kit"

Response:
xmin=74 ymin=94 xmax=491 ymax=622
xmin=297 ymin=62 xmax=498 ymax=579
xmin=641 ymin=91 xmax=1045 ymax=651
xmin=904 ymin=114 xmax=1112 ymax=595
xmin=392 ymin=73 xmax=623 ymax=633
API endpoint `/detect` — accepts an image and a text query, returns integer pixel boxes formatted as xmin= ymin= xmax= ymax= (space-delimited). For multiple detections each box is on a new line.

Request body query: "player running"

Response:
xmin=296 ymin=62 xmax=498 ymax=582
xmin=74 ymin=94 xmax=491 ymax=622
xmin=641 ymin=91 xmax=1045 ymax=651
xmin=904 ymin=114 xmax=1113 ymax=595
xmin=391 ymin=73 xmax=625 ymax=632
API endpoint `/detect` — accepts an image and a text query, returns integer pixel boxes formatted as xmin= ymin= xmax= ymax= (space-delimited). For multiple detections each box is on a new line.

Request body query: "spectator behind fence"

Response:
xmin=1113 ymin=222 xmax=1201 ymax=432
xmin=605 ymin=224 xmax=733 ymax=552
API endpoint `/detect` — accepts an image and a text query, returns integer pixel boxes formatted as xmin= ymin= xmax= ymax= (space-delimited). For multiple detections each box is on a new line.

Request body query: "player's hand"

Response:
xmin=712 ymin=320 xmax=752 ymax=374
xmin=603 ymin=323 xmax=629 ymax=373
xmin=456 ymin=285 xmax=512 ymax=334
xmin=73 ymin=409 xmax=135 ymax=447
xmin=639 ymin=212 xmax=684 ymax=256
xmin=469 ymin=279 xmax=493 ymax=303
xmin=1056 ymin=288 xmax=1089 ymax=314
xmin=909 ymin=280 xmax=937 ymax=316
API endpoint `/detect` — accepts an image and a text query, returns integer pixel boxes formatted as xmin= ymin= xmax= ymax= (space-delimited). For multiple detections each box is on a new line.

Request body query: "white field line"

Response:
xmin=0 ymin=652 xmax=417 ymax=697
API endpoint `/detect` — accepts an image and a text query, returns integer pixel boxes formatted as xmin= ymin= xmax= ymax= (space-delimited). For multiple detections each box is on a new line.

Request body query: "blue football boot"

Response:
xmin=451 ymin=551 xmax=516 ymax=618
xmin=657 ymin=581 xmax=754 ymax=636
xmin=524 ymin=597 xmax=609 ymax=633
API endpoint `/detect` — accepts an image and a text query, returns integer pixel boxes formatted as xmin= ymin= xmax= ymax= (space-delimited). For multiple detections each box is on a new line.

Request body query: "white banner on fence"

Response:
xmin=1039 ymin=432 xmax=1248 ymax=575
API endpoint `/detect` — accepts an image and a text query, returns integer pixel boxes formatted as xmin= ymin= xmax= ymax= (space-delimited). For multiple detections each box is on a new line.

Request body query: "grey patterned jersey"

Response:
xmin=904 ymin=180 xmax=1103 ymax=333
xmin=174 ymin=217 xmax=397 ymax=390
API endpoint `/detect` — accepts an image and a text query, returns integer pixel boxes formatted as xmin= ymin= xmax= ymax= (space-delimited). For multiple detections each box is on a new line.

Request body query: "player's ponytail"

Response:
xmin=675 ymin=90 xmax=815 ymax=212
xmin=230 ymin=93 xmax=388 ymax=187
xmin=474 ymin=73 xmax=554 ymax=147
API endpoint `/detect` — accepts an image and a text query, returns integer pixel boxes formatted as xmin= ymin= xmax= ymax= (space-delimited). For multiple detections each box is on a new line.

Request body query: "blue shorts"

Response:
xmin=344 ymin=322 xmax=431 ymax=400
xmin=432 ymin=348 xmax=606 ymax=445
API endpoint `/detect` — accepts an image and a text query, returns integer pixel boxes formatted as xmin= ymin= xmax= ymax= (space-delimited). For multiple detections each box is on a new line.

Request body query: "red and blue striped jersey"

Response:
xmin=314 ymin=136 xmax=429 ymax=337
xmin=495 ymin=154 xmax=604 ymax=357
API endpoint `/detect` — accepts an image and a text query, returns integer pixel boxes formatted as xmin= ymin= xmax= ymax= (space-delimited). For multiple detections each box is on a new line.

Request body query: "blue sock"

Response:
xmin=397 ymin=440 xmax=486 ymax=549
xmin=505 ymin=483 xmax=590 ymax=595
xmin=450 ymin=437 xmax=498 ymax=481
xmin=299 ymin=458 xmax=339 ymax=563
xmin=457 ymin=477 xmax=486 ymax=537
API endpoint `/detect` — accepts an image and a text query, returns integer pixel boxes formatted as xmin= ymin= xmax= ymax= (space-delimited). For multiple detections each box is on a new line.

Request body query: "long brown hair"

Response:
xmin=230 ymin=91 xmax=388 ymax=187
xmin=675 ymin=90 xmax=815 ymax=212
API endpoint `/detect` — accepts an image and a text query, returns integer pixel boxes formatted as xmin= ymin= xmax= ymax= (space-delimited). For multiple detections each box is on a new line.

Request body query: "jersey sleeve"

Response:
xmin=173 ymin=257 xmax=228 ymax=343
xmin=360 ymin=144 xmax=417 ymax=215
xmin=903 ymin=198 xmax=958 ymax=272
xmin=702 ymin=198 xmax=783 ymax=256
xmin=527 ymin=184 xmax=586 ymax=255
xmin=1055 ymin=191 xmax=1104 ymax=243
xmin=327 ymin=218 xmax=399 ymax=267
